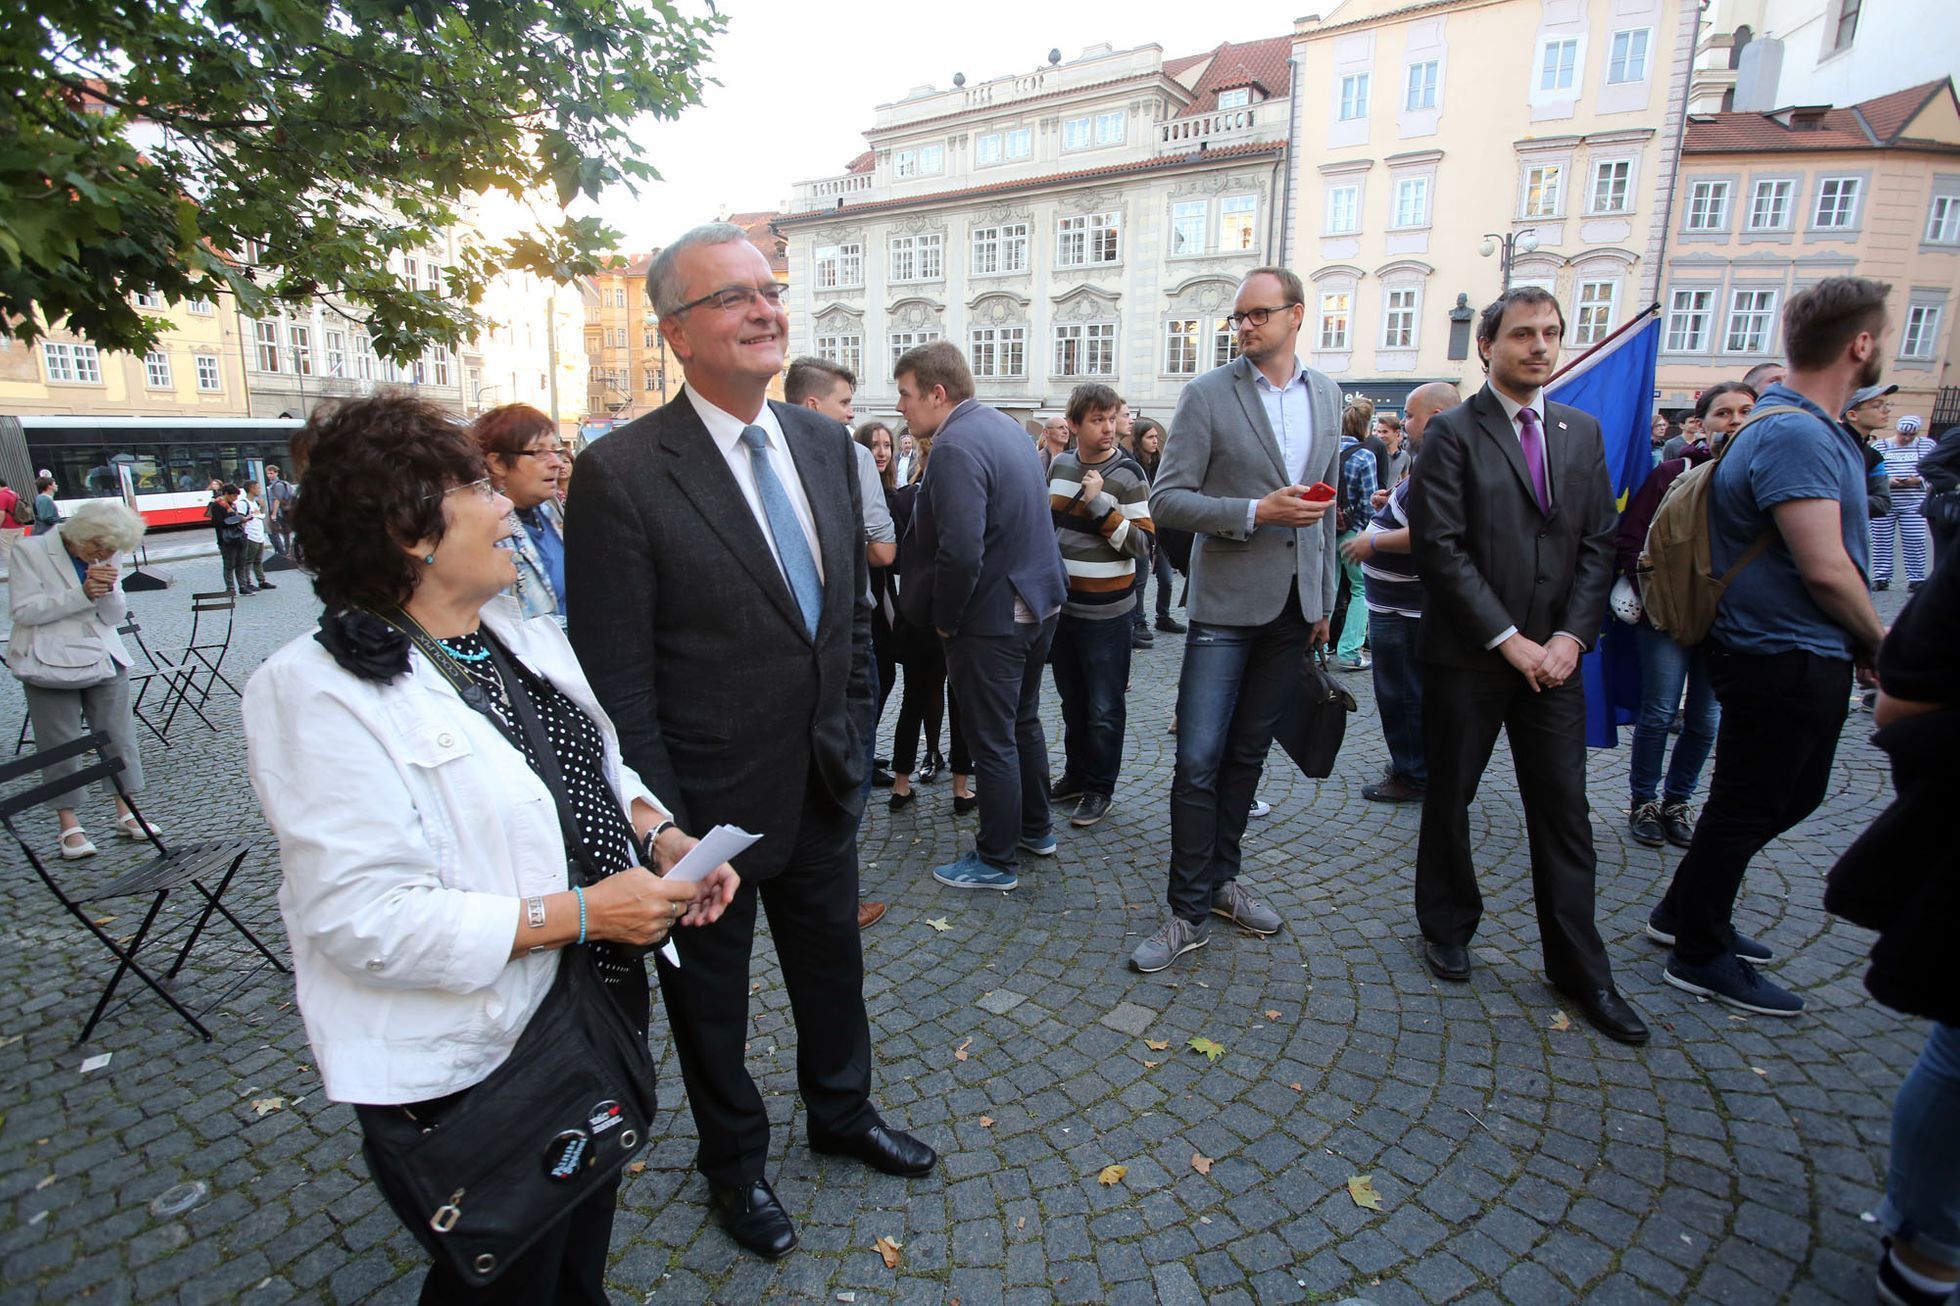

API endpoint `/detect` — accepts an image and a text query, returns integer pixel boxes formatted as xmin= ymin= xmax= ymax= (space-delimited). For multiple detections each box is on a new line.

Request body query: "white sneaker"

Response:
xmin=1248 ymin=798 xmax=1272 ymax=818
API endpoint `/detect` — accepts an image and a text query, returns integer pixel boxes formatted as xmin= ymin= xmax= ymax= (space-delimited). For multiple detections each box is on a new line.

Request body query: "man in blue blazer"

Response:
xmin=894 ymin=341 xmax=1067 ymax=892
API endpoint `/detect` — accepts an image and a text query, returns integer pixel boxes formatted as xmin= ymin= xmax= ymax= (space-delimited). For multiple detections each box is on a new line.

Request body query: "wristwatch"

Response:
xmin=638 ymin=818 xmax=677 ymax=868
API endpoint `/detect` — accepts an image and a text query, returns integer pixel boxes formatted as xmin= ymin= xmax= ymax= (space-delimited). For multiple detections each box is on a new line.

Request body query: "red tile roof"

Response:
xmin=723 ymin=210 xmax=789 ymax=274
xmin=1685 ymin=78 xmax=1957 ymax=154
xmin=777 ymin=139 xmax=1284 ymax=225
xmin=845 ymin=150 xmax=874 ymax=174
xmin=1173 ymin=36 xmax=1293 ymax=117
xmin=599 ymin=251 xmax=656 ymax=277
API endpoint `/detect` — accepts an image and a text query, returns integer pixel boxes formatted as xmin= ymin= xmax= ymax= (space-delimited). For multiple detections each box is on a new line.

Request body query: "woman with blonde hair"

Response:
xmin=6 ymin=499 xmax=156 ymax=858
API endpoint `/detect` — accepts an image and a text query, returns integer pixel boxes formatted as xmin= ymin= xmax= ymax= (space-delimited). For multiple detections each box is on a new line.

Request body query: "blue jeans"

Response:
xmin=1050 ymin=612 xmax=1133 ymax=796
xmin=944 ymin=617 xmax=1057 ymax=872
xmin=1881 ymin=1022 xmax=1960 ymax=1270
xmin=1629 ymin=623 xmax=1718 ymax=805
xmin=1367 ymin=609 xmax=1425 ymax=786
xmin=1166 ymin=592 xmax=1310 ymax=922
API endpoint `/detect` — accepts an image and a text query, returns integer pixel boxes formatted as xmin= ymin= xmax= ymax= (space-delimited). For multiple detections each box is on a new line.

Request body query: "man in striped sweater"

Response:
xmin=1047 ymin=382 xmax=1155 ymax=827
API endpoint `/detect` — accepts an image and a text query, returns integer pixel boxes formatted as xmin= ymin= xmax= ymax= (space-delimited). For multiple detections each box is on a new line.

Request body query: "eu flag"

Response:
xmin=1546 ymin=305 xmax=1661 ymax=748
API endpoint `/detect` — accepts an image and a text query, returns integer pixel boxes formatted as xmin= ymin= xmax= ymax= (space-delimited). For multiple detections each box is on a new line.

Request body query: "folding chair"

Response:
xmin=118 ymin=618 xmax=216 ymax=744
xmin=182 ymin=592 xmax=241 ymax=706
xmin=14 ymin=717 xmax=29 ymax=756
xmin=0 ymin=733 xmax=288 ymax=1042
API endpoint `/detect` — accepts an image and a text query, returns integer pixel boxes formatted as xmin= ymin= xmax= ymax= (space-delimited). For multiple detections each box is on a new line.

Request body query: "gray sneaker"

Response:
xmin=1129 ymin=916 xmax=1210 ymax=973
xmin=1211 ymin=880 xmax=1282 ymax=936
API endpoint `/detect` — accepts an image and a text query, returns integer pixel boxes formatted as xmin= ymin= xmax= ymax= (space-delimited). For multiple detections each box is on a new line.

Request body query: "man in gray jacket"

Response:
xmin=1134 ymin=266 xmax=1342 ymax=972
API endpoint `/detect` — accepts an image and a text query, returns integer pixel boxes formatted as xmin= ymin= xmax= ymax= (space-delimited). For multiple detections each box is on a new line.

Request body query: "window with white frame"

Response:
xmin=195 ymin=353 xmax=221 ymax=391
xmin=1523 ymin=164 xmax=1562 ymax=218
xmin=1211 ymin=319 xmax=1241 ymax=369
xmin=433 ymin=351 xmax=451 ymax=386
xmin=1666 ymin=289 xmax=1713 ymax=352
xmin=1574 ymin=279 xmax=1618 ymax=346
xmin=1217 ymin=88 xmax=1251 ymax=110
xmin=412 ymin=356 xmax=427 ymax=385
xmin=1171 ymin=201 xmax=1208 ymax=256
xmin=134 ymin=290 xmax=163 ymax=309
xmin=254 ymin=321 xmax=281 ymax=372
xmin=1318 ymin=292 xmax=1351 ymax=350
xmin=643 ymin=367 xmax=659 ymax=391
xmin=643 ymin=327 xmax=657 ymax=348
xmin=888 ymin=330 xmax=941 ymax=365
xmin=1093 ymin=111 xmax=1125 ymax=145
xmin=1338 ymin=73 xmax=1370 ymax=121
xmin=814 ymin=242 xmax=863 ymax=289
xmin=1381 ymin=287 xmax=1419 ymax=349
xmin=1164 ymin=319 xmax=1203 ymax=375
xmin=814 ymin=332 xmax=862 ymax=376
xmin=1748 ymin=179 xmax=1794 ymax=230
xmin=1928 ymin=195 xmax=1960 ymax=244
xmin=1053 ymin=322 xmax=1116 ymax=376
xmin=42 ymin=341 xmax=102 ymax=383
xmin=971 ymin=222 xmax=1029 ymax=275
xmin=326 ymin=329 xmax=347 ymax=378
xmin=290 ymin=324 xmax=313 ymax=376
xmin=358 ymin=338 xmax=376 ymax=382
xmin=1607 ymin=28 xmax=1650 ymax=83
xmin=1590 ymin=159 xmax=1632 ymax=213
xmin=1219 ymin=195 xmax=1257 ymax=252
xmin=187 ymin=297 xmax=214 ymax=315
xmin=1813 ymin=177 xmax=1861 ymax=228
xmin=1392 ymin=177 xmax=1431 ymax=228
xmin=1686 ymin=180 xmax=1731 ymax=231
xmin=975 ymin=134 xmax=1002 ymax=166
xmin=969 ymin=326 xmax=1027 ymax=377
xmin=611 ymin=287 xmax=626 ymax=308
xmin=1062 ymin=116 xmax=1092 ymax=150
xmin=1901 ymin=304 xmax=1942 ymax=360
xmin=893 ymin=144 xmax=944 ymax=178
xmin=1056 ymin=212 xmax=1120 ymax=267
xmin=1004 ymin=127 xmax=1032 ymax=160
xmin=889 ymin=233 xmax=943 ymax=282
xmin=1405 ymin=61 xmax=1438 ymax=111
xmin=1724 ymin=288 xmax=1777 ymax=353
xmin=1538 ymin=38 xmax=1579 ymax=92
xmin=143 ymin=350 xmax=171 ymax=388
xmin=1325 ymin=184 xmax=1360 ymax=235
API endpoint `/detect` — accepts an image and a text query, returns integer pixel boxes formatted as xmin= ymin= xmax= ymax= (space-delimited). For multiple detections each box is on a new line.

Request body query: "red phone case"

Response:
xmin=1301 ymin=482 xmax=1336 ymax=502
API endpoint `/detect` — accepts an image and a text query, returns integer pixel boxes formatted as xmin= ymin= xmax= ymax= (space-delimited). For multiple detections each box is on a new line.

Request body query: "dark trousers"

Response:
xmin=654 ymin=770 xmax=874 ymax=1188
xmin=944 ymin=616 xmax=1057 ymax=871
xmin=1049 ymin=612 xmax=1133 ymax=797
xmin=1367 ymin=609 xmax=1426 ymax=787
xmin=1166 ymin=591 xmax=1309 ymax=922
xmin=871 ymin=617 xmax=896 ymax=728
xmin=1416 ymin=661 xmax=1611 ymax=993
xmin=1658 ymin=645 xmax=1850 ymax=964
xmin=891 ymin=630 xmax=971 ymax=773
xmin=218 ymin=539 xmax=250 ymax=593
xmin=1130 ymin=547 xmax=1174 ymax=627
xmin=355 ymin=1105 xmax=619 ymax=1304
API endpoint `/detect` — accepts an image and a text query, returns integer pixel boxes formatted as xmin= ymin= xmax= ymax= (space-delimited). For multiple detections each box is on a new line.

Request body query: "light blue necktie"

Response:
xmin=739 ymin=425 xmax=823 ymax=637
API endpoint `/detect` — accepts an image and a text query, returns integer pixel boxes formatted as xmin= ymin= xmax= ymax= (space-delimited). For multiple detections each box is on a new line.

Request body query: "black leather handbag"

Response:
xmin=1273 ymin=647 xmax=1358 ymax=780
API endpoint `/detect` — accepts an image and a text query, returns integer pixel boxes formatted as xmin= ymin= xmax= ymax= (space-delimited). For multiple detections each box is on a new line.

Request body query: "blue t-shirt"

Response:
xmin=1708 ymin=383 xmax=1870 ymax=659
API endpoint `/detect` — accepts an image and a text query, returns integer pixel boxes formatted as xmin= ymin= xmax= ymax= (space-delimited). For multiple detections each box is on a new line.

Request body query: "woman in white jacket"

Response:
xmin=6 ymin=499 xmax=153 ymax=859
xmin=243 ymin=393 xmax=737 ymax=1303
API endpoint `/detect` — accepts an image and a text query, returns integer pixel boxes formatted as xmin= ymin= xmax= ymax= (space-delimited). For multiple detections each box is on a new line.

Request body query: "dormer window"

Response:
xmin=1217 ymin=87 xmax=1251 ymax=110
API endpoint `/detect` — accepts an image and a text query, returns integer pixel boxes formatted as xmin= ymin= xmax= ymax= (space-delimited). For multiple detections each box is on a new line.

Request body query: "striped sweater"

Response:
xmin=1048 ymin=449 xmax=1155 ymax=619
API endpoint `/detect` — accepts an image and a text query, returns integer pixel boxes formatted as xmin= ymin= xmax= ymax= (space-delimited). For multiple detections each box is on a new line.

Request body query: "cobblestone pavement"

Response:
xmin=0 ymin=553 xmax=1926 ymax=1304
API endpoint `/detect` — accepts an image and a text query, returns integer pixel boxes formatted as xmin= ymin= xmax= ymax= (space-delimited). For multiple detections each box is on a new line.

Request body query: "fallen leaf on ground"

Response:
xmin=1191 ymin=1153 xmax=1213 ymax=1176
xmin=1144 ymin=1038 xmax=1169 ymax=1051
xmin=34 ymin=1174 xmax=55 ymax=1190
xmin=978 ymin=1115 xmax=994 ymax=1128
xmin=1347 ymin=1173 xmax=1385 ymax=1211
xmin=1142 ymin=1060 xmax=1161 ymax=1069
xmin=625 ymin=1162 xmax=646 ymax=1175
xmin=1548 ymin=1009 xmax=1572 ymax=1032
xmin=250 ymin=1097 xmax=286 ymax=1117
xmin=954 ymin=1038 xmax=972 ymax=1062
xmin=1016 ymin=1217 xmax=1026 ymax=1230
xmin=1097 ymin=1164 xmax=1128 ymax=1186
xmin=1264 ymin=1009 xmax=1281 ymax=1020
xmin=1188 ymin=1036 xmax=1225 ymax=1062
xmin=873 ymin=1235 xmax=903 ymax=1269
xmin=1288 ymin=1082 xmax=1303 ymax=1092
xmin=926 ymin=918 xmax=952 ymax=932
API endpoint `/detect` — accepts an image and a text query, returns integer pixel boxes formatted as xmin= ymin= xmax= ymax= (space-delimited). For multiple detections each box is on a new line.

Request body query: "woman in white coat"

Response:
xmin=243 ymin=393 xmax=738 ymax=1303
xmin=6 ymin=499 xmax=154 ymax=859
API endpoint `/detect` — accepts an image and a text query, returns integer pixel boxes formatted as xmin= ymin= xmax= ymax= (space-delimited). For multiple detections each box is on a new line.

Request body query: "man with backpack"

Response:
xmin=1649 ymin=276 xmax=1889 ymax=1017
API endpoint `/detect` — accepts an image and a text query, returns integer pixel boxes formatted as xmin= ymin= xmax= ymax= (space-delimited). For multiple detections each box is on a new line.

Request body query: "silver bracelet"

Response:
xmin=525 ymin=894 xmax=546 ymax=930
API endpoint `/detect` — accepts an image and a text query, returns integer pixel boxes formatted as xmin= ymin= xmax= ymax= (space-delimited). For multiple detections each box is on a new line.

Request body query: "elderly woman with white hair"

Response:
xmin=5 ymin=499 xmax=156 ymax=859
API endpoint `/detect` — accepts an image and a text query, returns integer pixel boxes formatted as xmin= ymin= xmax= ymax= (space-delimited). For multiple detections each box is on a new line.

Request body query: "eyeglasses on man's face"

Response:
xmin=1227 ymin=303 xmax=1301 ymax=331
xmin=671 ymin=283 xmax=787 ymax=317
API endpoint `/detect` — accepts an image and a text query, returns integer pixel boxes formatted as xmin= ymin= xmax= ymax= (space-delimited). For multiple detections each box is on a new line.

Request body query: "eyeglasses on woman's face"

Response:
xmin=422 ymin=476 xmax=501 ymax=504
xmin=516 ymin=443 xmax=569 ymax=462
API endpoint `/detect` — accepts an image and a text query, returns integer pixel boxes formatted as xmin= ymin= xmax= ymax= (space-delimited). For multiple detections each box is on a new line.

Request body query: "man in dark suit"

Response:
xmin=565 ymin=223 xmax=935 ymax=1261
xmin=894 ymin=341 xmax=1068 ymax=891
xmin=1405 ymin=287 xmax=1648 ymax=1046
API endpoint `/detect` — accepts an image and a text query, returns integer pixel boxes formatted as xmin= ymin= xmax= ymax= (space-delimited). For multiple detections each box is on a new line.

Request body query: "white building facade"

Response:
xmin=777 ymin=39 xmax=1295 ymax=426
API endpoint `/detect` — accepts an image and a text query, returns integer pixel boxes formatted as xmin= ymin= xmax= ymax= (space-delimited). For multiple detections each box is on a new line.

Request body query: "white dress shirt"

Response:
xmin=686 ymin=388 xmax=825 ymax=584
xmin=1245 ymin=358 xmax=1315 ymax=534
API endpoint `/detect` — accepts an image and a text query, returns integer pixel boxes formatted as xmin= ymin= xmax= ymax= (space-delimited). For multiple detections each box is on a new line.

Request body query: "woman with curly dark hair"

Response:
xmin=242 ymin=392 xmax=735 ymax=1302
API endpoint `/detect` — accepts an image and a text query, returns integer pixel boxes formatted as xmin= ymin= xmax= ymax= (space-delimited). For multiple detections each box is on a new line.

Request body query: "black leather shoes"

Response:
xmin=1559 ymin=985 xmax=1651 ymax=1045
xmin=810 ymin=1123 xmax=937 ymax=1178
xmin=707 ymin=1177 xmax=798 ymax=1259
xmin=1422 ymin=940 xmax=1471 ymax=982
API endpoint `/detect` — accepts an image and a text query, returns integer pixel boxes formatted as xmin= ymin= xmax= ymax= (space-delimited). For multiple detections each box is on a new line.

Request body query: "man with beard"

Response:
xmin=1651 ymin=276 xmax=1889 ymax=1017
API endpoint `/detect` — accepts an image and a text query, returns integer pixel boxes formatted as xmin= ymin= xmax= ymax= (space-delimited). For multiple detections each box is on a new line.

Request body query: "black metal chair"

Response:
xmin=119 ymin=618 xmax=216 ymax=743
xmin=182 ymin=592 xmax=241 ymax=706
xmin=0 ymin=733 xmax=287 ymax=1042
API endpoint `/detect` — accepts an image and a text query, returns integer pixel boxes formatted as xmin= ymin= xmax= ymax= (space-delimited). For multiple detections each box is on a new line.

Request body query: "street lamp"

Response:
xmin=1479 ymin=229 xmax=1540 ymax=292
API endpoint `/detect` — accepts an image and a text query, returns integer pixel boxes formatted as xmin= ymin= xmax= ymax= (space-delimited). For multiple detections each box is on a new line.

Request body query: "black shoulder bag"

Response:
xmin=358 ymin=625 xmax=657 ymax=1288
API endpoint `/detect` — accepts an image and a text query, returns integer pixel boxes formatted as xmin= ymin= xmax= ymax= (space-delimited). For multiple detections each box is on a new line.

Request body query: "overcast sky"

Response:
xmin=581 ymin=0 xmax=1307 ymax=252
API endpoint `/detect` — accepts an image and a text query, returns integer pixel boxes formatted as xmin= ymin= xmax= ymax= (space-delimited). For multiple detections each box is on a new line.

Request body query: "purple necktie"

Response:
xmin=1518 ymin=406 xmax=1550 ymax=514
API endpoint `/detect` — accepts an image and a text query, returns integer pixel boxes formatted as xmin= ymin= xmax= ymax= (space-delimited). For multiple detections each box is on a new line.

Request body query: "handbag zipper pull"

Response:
xmin=430 ymin=1190 xmax=464 ymax=1233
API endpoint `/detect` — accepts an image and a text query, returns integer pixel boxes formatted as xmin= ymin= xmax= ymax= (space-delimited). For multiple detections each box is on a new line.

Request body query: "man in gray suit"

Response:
xmin=1135 ymin=266 xmax=1342 ymax=973
xmin=895 ymin=341 xmax=1068 ymax=892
